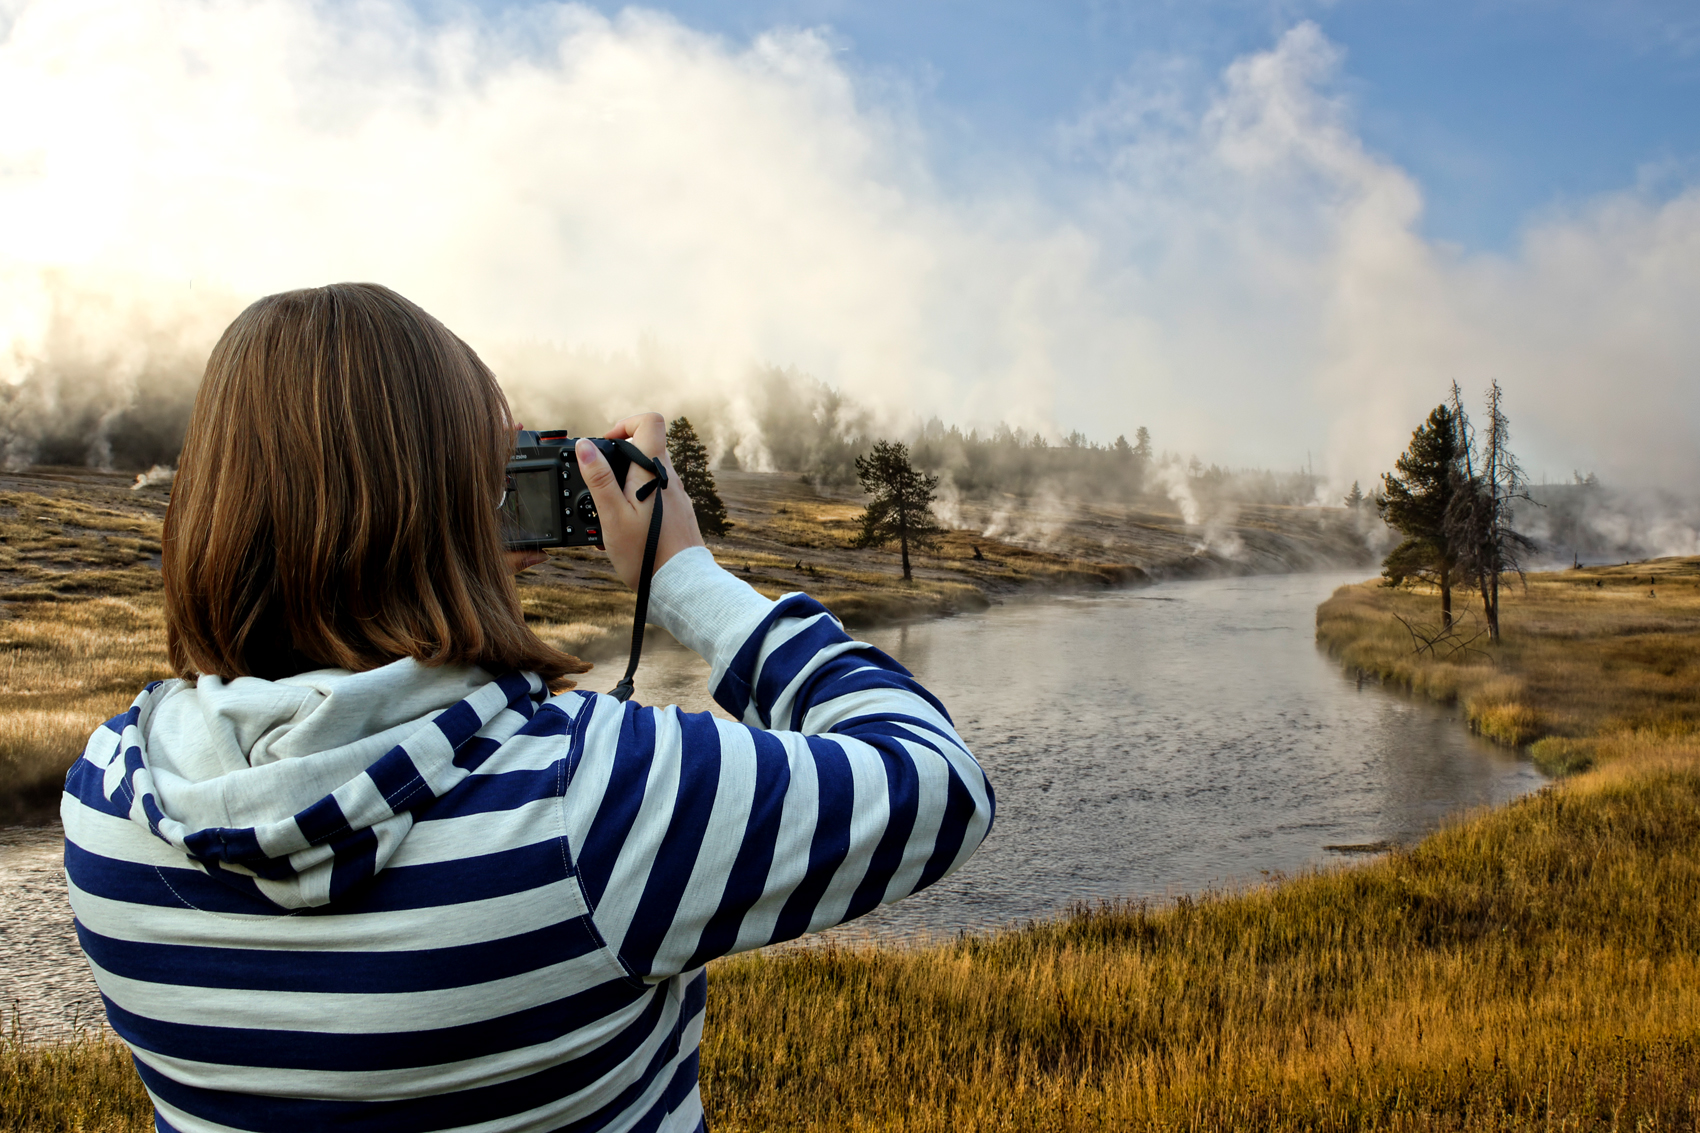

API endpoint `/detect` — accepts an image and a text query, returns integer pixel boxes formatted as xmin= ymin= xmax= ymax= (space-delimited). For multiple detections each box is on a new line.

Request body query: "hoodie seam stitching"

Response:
xmin=379 ymin=774 xmax=432 ymax=816
xmin=96 ymin=741 xmax=243 ymax=920
xmin=557 ymin=702 xmax=646 ymax=992
xmin=149 ymin=862 xmax=302 ymax=921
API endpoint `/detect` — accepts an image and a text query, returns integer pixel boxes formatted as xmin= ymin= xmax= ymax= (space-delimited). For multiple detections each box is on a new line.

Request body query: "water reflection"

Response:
xmin=0 ymin=825 xmax=103 ymax=1041
xmin=626 ymin=571 xmax=1543 ymax=942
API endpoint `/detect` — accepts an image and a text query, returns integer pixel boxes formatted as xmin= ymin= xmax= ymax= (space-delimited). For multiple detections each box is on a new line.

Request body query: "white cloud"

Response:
xmin=0 ymin=0 xmax=1088 ymax=456
xmin=1065 ymin=22 xmax=1700 ymax=487
xmin=0 ymin=3 xmax=1695 ymax=487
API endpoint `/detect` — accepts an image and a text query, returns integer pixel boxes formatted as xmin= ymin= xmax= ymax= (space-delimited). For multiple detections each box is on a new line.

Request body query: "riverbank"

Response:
xmin=1317 ymin=557 xmax=1700 ymax=775
xmin=517 ymin=468 xmax=1370 ymax=657
xmin=9 ymin=729 xmax=1699 ymax=1130
xmin=697 ymin=562 xmax=1699 ymax=1129
xmin=0 ymin=466 xmax=1369 ymax=823
xmin=9 ymin=566 xmax=1700 ymax=1130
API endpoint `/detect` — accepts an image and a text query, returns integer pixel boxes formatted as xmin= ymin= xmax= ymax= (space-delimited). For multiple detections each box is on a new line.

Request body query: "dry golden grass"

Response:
xmin=516 ymin=574 xmax=636 ymax=638
xmin=1 ymin=1025 xmax=153 ymax=1133
xmin=9 ymin=480 xmax=1698 ymax=1129
xmin=0 ymin=489 xmax=176 ymax=820
xmin=700 ymin=751 xmax=1700 ymax=1131
xmin=509 ymin=489 xmax=1136 ymax=653
xmin=17 ymin=748 xmax=1700 ymax=1131
xmin=722 ymin=493 xmax=1146 ymax=603
xmin=760 ymin=497 xmax=867 ymax=551
xmin=1316 ymin=558 xmax=1700 ymax=773
xmin=808 ymin=579 xmax=991 ymax=624
xmin=0 ymin=598 xmax=170 ymax=823
xmin=0 ymin=491 xmax=165 ymax=603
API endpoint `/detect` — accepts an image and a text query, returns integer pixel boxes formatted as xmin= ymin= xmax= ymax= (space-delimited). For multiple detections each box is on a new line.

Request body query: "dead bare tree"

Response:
xmin=1390 ymin=606 xmax=1494 ymax=662
xmin=1444 ymin=381 xmax=1537 ymax=643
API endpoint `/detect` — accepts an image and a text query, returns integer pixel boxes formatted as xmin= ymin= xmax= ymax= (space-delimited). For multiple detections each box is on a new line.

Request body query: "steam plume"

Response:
xmin=0 ymin=3 xmax=1696 ymax=499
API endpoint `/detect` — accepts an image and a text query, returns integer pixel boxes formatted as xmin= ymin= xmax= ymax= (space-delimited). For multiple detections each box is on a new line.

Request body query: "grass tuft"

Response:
xmin=1527 ymin=736 xmax=1596 ymax=777
xmin=1471 ymin=700 xmax=1543 ymax=747
xmin=0 ymin=1025 xmax=152 ymax=1132
xmin=0 ymin=598 xmax=170 ymax=823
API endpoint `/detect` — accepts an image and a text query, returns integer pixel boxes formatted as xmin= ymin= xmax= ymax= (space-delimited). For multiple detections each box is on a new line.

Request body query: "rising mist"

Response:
xmin=3 ymin=3 xmax=1697 ymax=508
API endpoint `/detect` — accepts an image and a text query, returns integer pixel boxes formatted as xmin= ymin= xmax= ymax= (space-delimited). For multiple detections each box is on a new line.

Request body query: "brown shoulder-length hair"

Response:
xmin=163 ymin=283 xmax=589 ymax=686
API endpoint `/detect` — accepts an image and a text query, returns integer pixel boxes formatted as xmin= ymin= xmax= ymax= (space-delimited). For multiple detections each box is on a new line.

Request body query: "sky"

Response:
xmin=518 ymin=0 xmax=1700 ymax=252
xmin=2 ymin=0 xmax=1697 ymax=489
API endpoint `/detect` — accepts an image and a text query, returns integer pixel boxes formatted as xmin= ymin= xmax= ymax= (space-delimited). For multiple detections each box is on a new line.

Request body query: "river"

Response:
xmin=0 ymin=570 xmax=1544 ymax=1040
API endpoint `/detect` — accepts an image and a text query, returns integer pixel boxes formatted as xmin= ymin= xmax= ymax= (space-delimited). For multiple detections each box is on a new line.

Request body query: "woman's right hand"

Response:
xmin=576 ymin=413 xmax=706 ymax=592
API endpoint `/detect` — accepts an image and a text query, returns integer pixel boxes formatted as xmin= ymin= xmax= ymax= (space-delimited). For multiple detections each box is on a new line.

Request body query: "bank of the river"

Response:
xmin=518 ymin=468 xmax=1373 ymax=658
xmin=0 ymin=466 xmax=1370 ymax=822
xmin=1317 ymin=557 xmax=1700 ymax=775
xmin=9 ymin=566 xmax=1700 ymax=1130
xmin=10 ymin=706 xmax=1700 ymax=1130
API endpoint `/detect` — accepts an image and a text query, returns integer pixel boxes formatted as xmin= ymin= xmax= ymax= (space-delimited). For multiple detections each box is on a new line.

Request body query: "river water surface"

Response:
xmin=1 ymin=570 xmax=1544 ymax=1039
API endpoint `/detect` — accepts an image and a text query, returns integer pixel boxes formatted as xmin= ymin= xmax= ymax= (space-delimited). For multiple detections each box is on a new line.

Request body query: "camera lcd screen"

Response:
xmin=501 ymin=462 xmax=562 ymax=545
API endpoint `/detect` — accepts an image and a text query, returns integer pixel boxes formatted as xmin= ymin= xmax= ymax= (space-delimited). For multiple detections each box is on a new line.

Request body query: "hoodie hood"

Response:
xmin=89 ymin=659 xmax=550 ymax=909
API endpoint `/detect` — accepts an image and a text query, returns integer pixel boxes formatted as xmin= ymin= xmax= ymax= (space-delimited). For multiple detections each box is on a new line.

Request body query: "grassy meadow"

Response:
xmin=0 ymin=465 xmax=1344 ymax=825
xmin=1317 ymin=558 xmax=1700 ymax=774
xmin=0 ymin=489 xmax=171 ymax=824
xmin=10 ymin=712 xmax=1700 ymax=1130
xmin=7 ymin=471 xmax=1699 ymax=1130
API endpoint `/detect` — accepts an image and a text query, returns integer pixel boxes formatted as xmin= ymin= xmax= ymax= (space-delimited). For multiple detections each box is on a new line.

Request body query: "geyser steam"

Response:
xmin=2 ymin=3 xmax=1697 ymax=492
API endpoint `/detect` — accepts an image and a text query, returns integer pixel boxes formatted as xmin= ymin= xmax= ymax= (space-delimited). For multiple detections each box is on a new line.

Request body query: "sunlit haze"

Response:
xmin=2 ymin=0 xmax=1697 ymax=489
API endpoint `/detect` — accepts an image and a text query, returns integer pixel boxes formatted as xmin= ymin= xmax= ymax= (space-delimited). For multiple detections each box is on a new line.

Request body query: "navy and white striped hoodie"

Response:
xmin=62 ymin=548 xmax=994 ymax=1133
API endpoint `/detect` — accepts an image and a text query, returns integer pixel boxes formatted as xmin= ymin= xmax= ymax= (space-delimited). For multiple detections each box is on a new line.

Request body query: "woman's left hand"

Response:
xmin=577 ymin=412 xmax=706 ymax=591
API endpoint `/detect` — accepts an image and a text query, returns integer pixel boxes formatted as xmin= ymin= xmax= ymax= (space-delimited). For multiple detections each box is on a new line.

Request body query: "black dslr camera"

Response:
xmin=502 ymin=430 xmax=632 ymax=550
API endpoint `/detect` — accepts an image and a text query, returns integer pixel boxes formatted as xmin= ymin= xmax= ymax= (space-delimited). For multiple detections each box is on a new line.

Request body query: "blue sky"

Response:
xmin=6 ymin=0 xmax=1697 ymax=488
xmin=454 ymin=0 xmax=1700 ymax=252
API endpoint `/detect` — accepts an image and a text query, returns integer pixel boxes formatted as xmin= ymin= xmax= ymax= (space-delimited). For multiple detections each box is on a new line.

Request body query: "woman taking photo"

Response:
xmin=62 ymin=283 xmax=993 ymax=1133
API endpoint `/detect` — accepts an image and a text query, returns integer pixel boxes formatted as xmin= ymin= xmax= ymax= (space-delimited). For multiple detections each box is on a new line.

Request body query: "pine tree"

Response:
xmin=853 ymin=439 xmax=945 ymax=582
xmin=1343 ymin=481 xmax=1365 ymax=510
xmin=1112 ymin=433 xmax=1148 ymax=498
xmin=1379 ymin=403 xmax=1463 ymax=627
xmin=666 ymin=416 xmax=731 ymax=537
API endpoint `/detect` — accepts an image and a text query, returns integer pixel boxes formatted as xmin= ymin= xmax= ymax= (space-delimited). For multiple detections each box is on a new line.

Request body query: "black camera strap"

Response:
xmin=608 ymin=441 xmax=668 ymax=703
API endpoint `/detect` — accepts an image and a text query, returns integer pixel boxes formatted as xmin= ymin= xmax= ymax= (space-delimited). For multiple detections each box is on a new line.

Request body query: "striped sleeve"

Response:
xmin=559 ymin=551 xmax=994 ymax=981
